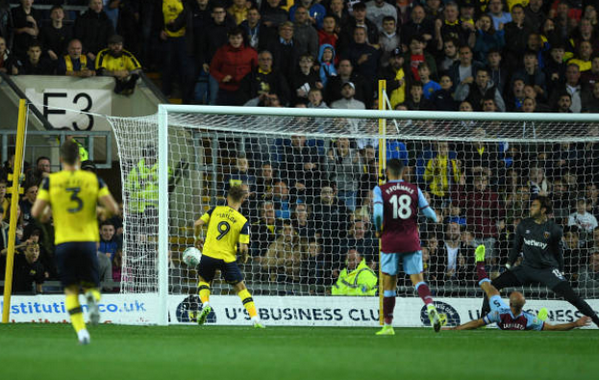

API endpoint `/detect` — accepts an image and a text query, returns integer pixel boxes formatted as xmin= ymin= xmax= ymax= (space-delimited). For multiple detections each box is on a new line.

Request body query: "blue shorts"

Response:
xmin=55 ymin=242 xmax=99 ymax=287
xmin=381 ymin=251 xmax=423 ymax=276
xmin=198 ymin=255 xmax=244 ymax=284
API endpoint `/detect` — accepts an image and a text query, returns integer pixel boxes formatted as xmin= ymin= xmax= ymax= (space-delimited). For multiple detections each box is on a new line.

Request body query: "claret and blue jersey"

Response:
xmin=484 ymin=295 xmax=544 ymax=331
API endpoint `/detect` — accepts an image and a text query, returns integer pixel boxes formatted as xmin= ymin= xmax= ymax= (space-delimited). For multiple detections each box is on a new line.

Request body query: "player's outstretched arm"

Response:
xmin=542 ymin=316 xmax=591 ymax=331
xmin=98 ymin=194 xmax=119 ymax=221
xmin=417 ymin=188 xmax=437 ymax=222
xmin=372 ymin=186 xmax=383 ymax=233
xmin=452 ymin=318 xmax=486 ymax=330
xmin=194 ymin=218 xmax=206 ymax=249
xmin=507 ymin=223 xmax=524 ymax=268
xmin=238 ymin=243 xmax=249 ymax=263
xmin=31 ymin=198 xmax=51 ymax=223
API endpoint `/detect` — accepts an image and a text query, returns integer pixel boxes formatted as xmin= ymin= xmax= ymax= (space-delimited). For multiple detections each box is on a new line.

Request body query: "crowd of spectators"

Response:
xmin=2 ymin=0 xmax=599 ymax=296
xmin=0 ymin=0 xmax=598 ymax=110
xmin=229 ymin=129 xmax=599 ymax=296
xmin=0 ymin=152 xmax=124 ymax=294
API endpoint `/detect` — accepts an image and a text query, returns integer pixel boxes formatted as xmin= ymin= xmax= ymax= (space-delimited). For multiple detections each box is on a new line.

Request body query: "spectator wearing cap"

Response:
xmin=74 ymin=0 xmax=115 ymax=62
xmin=209 ymin=27 xmax=258 ymax=105
xmin=95 ymin=34 xmax=142 ymax=95
xmin=378 ymin=16 xmax=400 ymax=68
xmin=325 ymin=58 xmax=373 ymax=108
xmin=331 ymin=82 xmax=366 ymax=109
xmin=379 ymin=48 xmax=406 ymax=108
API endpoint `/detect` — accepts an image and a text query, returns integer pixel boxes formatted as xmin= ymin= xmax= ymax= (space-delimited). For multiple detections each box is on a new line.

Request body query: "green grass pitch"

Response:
xmin=1 ymin=324 xmax=598 ymax=380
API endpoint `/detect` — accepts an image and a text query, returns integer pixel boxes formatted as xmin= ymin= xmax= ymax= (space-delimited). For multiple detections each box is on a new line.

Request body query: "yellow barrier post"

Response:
xmin=2 ymin=99 xmax=28 ymax=323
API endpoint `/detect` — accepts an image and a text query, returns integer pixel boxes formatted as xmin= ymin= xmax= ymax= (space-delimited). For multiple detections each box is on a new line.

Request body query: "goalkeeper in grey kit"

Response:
xmin=482 ymin=196 xmax=599 ymax=327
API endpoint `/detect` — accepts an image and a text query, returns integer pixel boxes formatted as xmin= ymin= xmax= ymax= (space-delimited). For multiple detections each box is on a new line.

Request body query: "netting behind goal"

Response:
xmin=107 ymin=108 xmax=599 ymax=303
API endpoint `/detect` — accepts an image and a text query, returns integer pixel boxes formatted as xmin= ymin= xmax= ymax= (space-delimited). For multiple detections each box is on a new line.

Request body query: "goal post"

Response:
xmin=107 ymin=105 xmax=599 ymax=326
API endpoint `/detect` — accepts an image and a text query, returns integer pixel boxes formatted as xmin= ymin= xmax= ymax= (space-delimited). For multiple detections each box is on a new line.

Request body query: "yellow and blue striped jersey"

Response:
xmin=37 ymin=170 xmax=111 ymax=245
xmin=200 ymin=206 xmax=249 ymax=263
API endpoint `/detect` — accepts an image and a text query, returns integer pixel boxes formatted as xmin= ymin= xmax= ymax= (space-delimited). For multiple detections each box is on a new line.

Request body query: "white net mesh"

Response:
xmin=107 ymin=108 xmax=599 ymax=300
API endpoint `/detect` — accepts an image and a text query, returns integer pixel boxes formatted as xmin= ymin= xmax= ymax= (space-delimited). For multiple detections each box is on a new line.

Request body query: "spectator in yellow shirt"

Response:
xmin=95 ymin=34 xmax=142 ymax=95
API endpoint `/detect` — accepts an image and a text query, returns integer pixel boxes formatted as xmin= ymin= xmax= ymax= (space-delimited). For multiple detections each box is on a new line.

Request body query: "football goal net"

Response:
xmin=106 ymin=105 xmax=599 ymax=326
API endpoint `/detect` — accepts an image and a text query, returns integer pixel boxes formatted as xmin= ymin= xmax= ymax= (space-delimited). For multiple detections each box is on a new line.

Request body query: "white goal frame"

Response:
xmin=155 ymin=105 xmax=599 ymax=326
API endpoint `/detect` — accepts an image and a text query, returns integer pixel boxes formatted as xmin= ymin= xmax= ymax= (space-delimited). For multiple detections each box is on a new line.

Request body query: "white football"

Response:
xmin=182 ymin=247 xmax=202 ymax=267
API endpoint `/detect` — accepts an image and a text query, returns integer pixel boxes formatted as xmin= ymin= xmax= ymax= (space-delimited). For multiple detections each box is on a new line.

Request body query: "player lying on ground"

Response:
xmin=481 ymin=196 xmax=599 ymax=327
xmin=453 ymin=245 xmax=591 ymax=330
xmin=32 ymin=141 xmax=119 ymax=344
xmin=373 ymin=159 xmax=447 ymax=335
xmin=193 ymin=185 xmax=264 ymax=328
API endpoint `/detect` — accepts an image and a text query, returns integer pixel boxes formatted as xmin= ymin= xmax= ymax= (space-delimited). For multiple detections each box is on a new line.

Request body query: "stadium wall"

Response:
xmin=3 ymin=295 xmax=598 ymax=329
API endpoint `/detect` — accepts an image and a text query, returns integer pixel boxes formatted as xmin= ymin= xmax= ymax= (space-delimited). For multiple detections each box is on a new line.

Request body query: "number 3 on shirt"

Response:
xmin=389 ymin=194 xmax=412 ymax=219
xmin=66 ymin=187 xmax=83 ymax=213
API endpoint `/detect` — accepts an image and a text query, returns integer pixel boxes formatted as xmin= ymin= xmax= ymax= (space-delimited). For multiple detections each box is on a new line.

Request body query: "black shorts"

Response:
xmin=198 ymin=255 xmax=243 ymax=284
xmin=511 ymin=265 xmax=568 ymax=290
xmin=55 ymin=242 xmax=99 ymax=287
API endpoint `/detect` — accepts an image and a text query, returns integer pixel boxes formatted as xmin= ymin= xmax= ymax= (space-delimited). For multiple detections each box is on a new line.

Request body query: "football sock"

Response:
xmin=415 ymin=281 xmax=433 ymax=306
xmin=66 ymin=294 xmax=86 ymax=333
xmin=477 ymin=262 xmax=489 ymax=283
xmin=198 ymin=281 xmax=210 ymax=305
xmin=238 ymin=289 xmax=257 ymax=318
xmin=84 ymin=288 xmax=101 ymax=302
xmin=383 ymin=290 xmax=396 ymax=325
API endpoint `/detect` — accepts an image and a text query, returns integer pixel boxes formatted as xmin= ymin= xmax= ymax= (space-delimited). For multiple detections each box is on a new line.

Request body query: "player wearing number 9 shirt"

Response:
xmin=373 ymin=159 xmax=446 ymax=335
xmin=32 ymin=141 xmax=119 ymax=345
xmin=193 ymin=185 xmax=264 ymax=328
